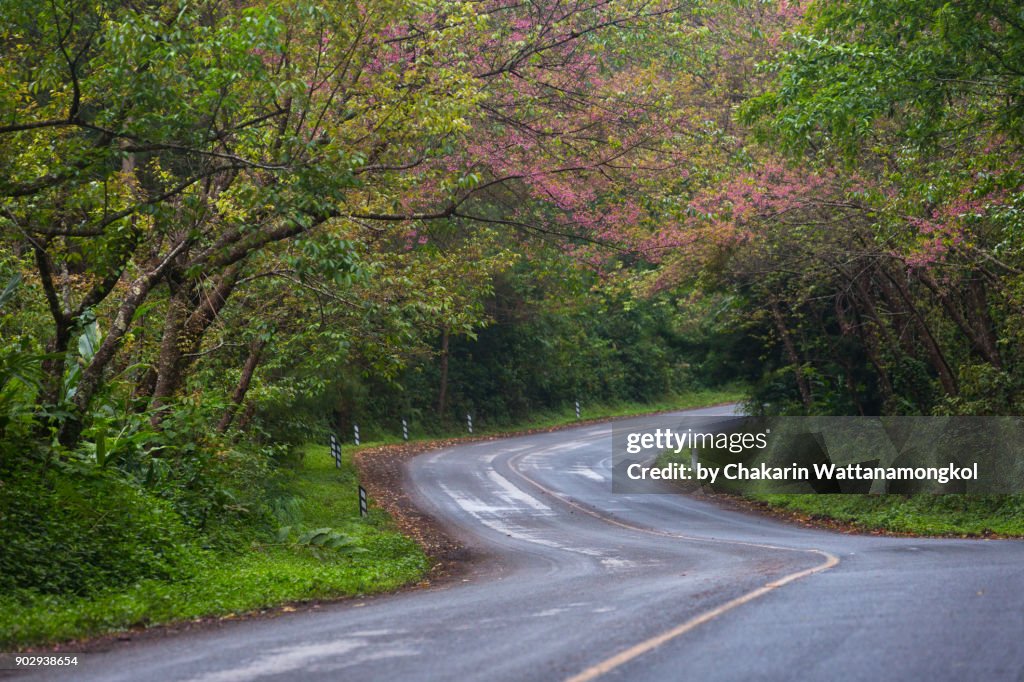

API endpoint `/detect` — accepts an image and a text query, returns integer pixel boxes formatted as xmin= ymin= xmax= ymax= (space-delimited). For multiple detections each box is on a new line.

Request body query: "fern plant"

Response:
xmin=275 ymin=525 xmax=366 ymax=560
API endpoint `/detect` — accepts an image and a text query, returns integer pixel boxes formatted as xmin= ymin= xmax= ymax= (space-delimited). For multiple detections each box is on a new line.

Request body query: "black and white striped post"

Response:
xmin=358 ymin=485 xmax=368 ymax=518
xmin=330 ymin=433 xmax=341 ymax=468
xmin=575 ymin=399 xmax=581 ymax=420
xmin=402 ymin=418 xmax=409 ymax=441
xmin=466 ymin=413 xmax=473 ymax=434
xmin=353 ymin=423 xmax=360 ymax=446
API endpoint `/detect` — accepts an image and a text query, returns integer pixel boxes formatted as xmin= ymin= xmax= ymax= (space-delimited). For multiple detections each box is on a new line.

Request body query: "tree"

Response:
xmin=698 ymin=0 xmax=1024 ymax=413
xmin=1 ymin=0 xmax=482 ymax=443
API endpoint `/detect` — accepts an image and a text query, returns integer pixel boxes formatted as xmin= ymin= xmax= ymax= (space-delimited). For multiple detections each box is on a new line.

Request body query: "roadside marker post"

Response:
xmin=467 ymin=414 xmax=473 ymax=434
xmin=330 ymin=434 xmax=341 ymax=468
xmin=402 ymin=418 xmax=409 ymax=441
xmin=353 ymin=424 xmax=360 ymax=446
xmin=575 ymin=399 xmax=581 ymax=420
xmin=358 ymin=485 xmax=368 ymax=518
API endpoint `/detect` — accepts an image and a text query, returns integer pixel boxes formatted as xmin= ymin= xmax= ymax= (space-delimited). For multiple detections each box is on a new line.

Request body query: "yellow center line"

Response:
xmin=503 ymin=450 xmax=840 ymax=682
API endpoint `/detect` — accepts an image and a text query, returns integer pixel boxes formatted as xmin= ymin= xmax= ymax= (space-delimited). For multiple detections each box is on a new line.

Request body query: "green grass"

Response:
xmin=751 ymin=493 xmax=1024 ymax=537
xmin=0 ymin=445 xmax=427 ymax=650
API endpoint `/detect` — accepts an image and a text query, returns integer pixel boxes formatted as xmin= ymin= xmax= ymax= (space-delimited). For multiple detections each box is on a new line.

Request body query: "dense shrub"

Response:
xmin=0 ymin=461 xmax=196 ymax=596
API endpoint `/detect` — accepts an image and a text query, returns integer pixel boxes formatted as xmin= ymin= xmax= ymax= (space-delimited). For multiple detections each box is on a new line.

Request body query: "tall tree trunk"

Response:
xmin=436 ymin=327 xmax=450 ymax=418
xmin=217 ymin=338 xmax=266 ymax=433
xmin=150 ymin=264 xmax=241 ymax=421
xmin=916 ymin=271 xmax=1002 ymax=368
xmin=842 ymin=278 xmax=896 ymax=405
xmin=59 ymin=239 xmax=190 ymax=446
xmin=149 ymin=288 xmax=190 ymax=414
xmin=851 ymin=315 xmax=895 ymax=407
xmin=237 ymin=401 xmax=257 ymax=431
xmin=833 ymin=295 xmax=867 ymax=414
xmin=33 ymin=243 xmax=73 ymax=407
xmin=769 ymin=300 xmax=813 ymax=410
xmin=966 ymin=277 xmax=1002 ymax=368
xmin=879 ymin=268 xmax=959 ymax=396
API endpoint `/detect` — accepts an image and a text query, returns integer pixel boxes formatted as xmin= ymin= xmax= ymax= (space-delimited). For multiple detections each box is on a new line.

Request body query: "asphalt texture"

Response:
xmin=19 ymin=406 xmax=1024 ymax=681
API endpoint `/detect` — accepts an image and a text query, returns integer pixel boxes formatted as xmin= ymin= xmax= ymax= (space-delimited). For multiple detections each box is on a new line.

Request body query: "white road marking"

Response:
xmin=600 ymin=558 xmax=636 ymax=569
xmin=437 ymin=481 xmax=607 ymax=559
xmin=533 ymin=608 xmax=566 ymax=617
xmin=570 ymin=466 xmax=605 ymax=482
xmin=185 ymin=638 xmax=419 ymax=682
xmin=486 ymin=470 xmax=552 ymax=511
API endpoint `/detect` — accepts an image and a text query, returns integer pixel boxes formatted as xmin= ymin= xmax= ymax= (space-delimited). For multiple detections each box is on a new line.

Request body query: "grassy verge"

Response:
xmin=352 ymin=385 xmax=747 ymax=448
xmin=750 ymin=494 xmax=1024 ymax=537
xmin=0 ymin=445 xmax=427 ymax=650
xmin=650 ymin=412 xmax=1024 ymax=537
xmin=477 ymin=387 xmax=745 ymax=433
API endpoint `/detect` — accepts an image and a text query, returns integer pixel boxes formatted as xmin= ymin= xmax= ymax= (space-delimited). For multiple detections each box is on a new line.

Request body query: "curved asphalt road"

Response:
xmin=22 ymin=406 xmax=1024 ymax=681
